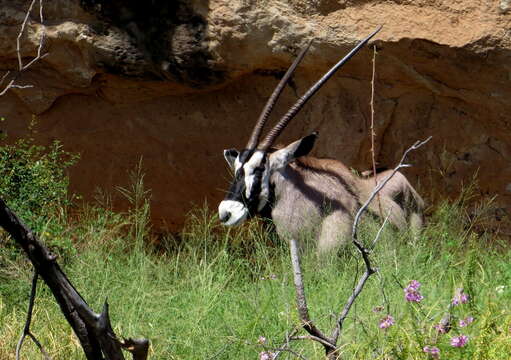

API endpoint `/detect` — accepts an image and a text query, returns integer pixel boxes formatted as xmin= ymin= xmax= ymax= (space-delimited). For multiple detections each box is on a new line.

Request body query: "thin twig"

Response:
xmin=371 ymin=212 xmax=390 ymax=249
xmin=369 ymin=45 xmax=383 ymax=217
xmin=16 ymin=0 xmax=37 ymax=71
xmin=353 ymin=137 xmax=432 ymax=241
xmin=0 ymin=71 xmax=11 ymax=86
xmin=15 ymin=270 xmax=52 ymax=360
xmin=331 ymin=265 xmax=373 ymax=343
xmin=1 ymin=0 xmax=48 ymax=96
xmin=271 ymin=347 xmax=309 ymax=360
xmin=376 ymin=271 xmax=391 ymax=315
xmin=331 ymin=138 xmax=432 ymax=344
xmin=273 ymin=326 xmax=300 ymax=359
xmin=270 ymin=347 xmax=307 ymax=360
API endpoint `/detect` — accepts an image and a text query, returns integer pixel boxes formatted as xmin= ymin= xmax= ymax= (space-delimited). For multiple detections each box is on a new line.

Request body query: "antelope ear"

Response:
xmin=269 ymin=132 xmax=318 ymax=171
xmin=223 ymin=149 xmax=239 ymax=169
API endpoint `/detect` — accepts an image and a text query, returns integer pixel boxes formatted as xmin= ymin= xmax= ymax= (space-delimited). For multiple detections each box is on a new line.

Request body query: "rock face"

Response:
xmin=1 ymin=0 xmax=510 ymax=232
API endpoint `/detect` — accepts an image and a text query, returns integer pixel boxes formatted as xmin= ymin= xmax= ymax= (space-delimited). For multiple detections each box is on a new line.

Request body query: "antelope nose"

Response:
xmin=219 ymin=211 xmax=231 ymax=223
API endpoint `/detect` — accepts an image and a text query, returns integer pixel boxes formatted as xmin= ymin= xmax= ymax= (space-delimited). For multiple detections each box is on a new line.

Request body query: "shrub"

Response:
xmin=0 ymin=126 xmax=79 ymax=261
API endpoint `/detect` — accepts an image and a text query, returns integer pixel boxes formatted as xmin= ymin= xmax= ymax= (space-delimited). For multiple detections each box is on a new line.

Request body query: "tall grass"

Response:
xmin=0 ymin=138 xmax=509 ymax=358
xmin=0 ymin=190 xmax=510 ymax=359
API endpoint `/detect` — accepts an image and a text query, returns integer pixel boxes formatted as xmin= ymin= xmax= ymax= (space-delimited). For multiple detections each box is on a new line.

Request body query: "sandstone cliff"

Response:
xmin=1 ymin=0 xmax=510 ymax=232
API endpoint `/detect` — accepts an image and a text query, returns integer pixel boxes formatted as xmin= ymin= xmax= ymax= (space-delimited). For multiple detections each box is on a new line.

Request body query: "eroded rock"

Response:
xmin=0 ymin=0 xmax=510 ymax=232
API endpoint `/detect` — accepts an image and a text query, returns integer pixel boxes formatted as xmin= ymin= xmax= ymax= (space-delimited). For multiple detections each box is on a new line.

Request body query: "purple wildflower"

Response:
xmin=434 ymin=323 xmax=447 ymax=334
xmin=404 ymin=280 xmax=424 ymax=303
xmin=259 ymin=351 xmax=276 ymax=360
xmin=450 ymin=335 xmax=469 ymax=347
xmin=459 ymin=316 xmax=474 ymax=327
xmin=405 ymin=290 xmax=424 ymax=302
xmin=423 ymin=345 xmax=440 ymax=358
xmin=258 ymin=336 xmax=267 ymax=344
xmin=379 ymin=315 xmax=394 ymax=329
xmin=406 ymin=280 xmax=421 ymax=292
xmin=452 ymin=288 xmax=469 ymax=305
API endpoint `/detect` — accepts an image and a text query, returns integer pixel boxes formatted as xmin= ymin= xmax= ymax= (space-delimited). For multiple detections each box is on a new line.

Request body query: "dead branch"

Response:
xmin=271 ymin=347 xmax=309 ymax=360
xmin=0 ymin=198 xmax=149 ymax=360
xmin=286 ymin=138 xmax=431 ymax=359
xmin=0 ymin=0 xmax=48 ymax=97
xmin=369 ymin=45 xmax=383 ymax=217
xmin=15 ymin=270 xmax=52 ymax=360
xmin=330 ymin=137 xmax=432 ymax=347
xmin=289 ymin=238 xmax=336 ymax=355
xmin=273 ymin=326 xmax=300 ymax=359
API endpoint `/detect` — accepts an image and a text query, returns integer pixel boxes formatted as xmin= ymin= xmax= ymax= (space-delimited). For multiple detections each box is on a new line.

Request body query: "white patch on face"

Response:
xmin=243 ymin=151 xmax=265 ymax=198
xmin=218 ymin=200 xmax=249 ymax=226
xmin=234 ymin=157 xmax=242 ymax=174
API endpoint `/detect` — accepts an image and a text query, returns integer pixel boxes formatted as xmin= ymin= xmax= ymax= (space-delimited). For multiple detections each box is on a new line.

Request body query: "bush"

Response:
xmin=0 ymin=127 xmax=79 ymax=260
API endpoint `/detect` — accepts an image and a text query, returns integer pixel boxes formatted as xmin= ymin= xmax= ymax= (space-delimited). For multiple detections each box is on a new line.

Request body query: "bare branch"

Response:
xmin=352 ymin=137 xmax=432 ymax=241
xmin=371 ymin=212 xmax=390 ymax=248
xmin=330 ymin=263 xmax=373 ymax=344
xmin=0 ymin=71 xmax=12 ymax=87
xmin=271 ymin=347 xmax=309 ymax=360
xmin=288 ymin=238 xmax=336 ymax=354
xmin=120 ymin=338 xmax=150 ymax=360
xmin=273 ymin=327 xmax=299 ymax=359
xmin=331 ymin=137 xmax=431 ymax=345
xmin=290 ymin=335 xmax=337 ymax=349
xmin=15 ymin=270 xmax=52 ymax=360
xmin=0 ymin=198 xmax=150 ymax=360
xmin=369 ymin=45 xmax=383 ymax=218
xmin=16 ymin=0 xmax=37 ymax=71
xmin=10 ymin=84 xmax=34 ymax=90
xmin=1 ymin=0 xmax=48 ymax=96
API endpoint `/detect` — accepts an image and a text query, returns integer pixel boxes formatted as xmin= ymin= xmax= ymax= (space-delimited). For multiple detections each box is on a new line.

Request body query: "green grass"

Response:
xmin=1 ymin=196 xmax=510 ymax=359
xmin=0 ymin=136 xmax=509 ymax=359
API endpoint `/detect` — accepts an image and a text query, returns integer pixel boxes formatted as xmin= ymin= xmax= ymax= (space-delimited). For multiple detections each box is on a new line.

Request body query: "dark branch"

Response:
xmin=15 ymin=270 xmax=52 ymax=360
xmin=0 ymin=198 xmax=150 ymax=360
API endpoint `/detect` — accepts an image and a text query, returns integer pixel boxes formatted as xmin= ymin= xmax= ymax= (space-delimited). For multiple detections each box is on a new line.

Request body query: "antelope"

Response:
xmin=218 ymin=28 xmax=424 ymax=252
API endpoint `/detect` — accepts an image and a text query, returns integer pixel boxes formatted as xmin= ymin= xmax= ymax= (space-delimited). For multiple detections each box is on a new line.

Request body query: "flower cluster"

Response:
xmin=257 ymin=336 xmax=275 ymax=359
xmin=452 ymin=288 xmax=469 ymax=305
xmin=423 ymin=345 xmax=440 ymax=359
xmin=259 ymin=351 xmax=276 ymax=360
xmin=450 ymin=335 xmax=469 ymax=347
xmin=404 ymin=280 xmax=424 ymax=303
xmin=459 ymin=316 xmax=474 ymax=328
xmin=379 ymin=315 xmax=394 ymax=329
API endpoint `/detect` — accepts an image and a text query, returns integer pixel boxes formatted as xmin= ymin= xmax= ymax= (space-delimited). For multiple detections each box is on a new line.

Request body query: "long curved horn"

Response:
xmin=245 ymin=41 xmax=313 ymax=150
xmin=258 ymin=26 xmax=382 ymax=151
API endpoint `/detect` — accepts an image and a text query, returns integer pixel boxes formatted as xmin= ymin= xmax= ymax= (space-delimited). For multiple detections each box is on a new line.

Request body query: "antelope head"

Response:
xmin=218 ymin=27 xmax=381 ymax=226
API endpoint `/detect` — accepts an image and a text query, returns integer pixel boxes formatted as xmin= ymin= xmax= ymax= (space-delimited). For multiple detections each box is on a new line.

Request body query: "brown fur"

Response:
xmin=269 ymin=155 xmax=424 ymax=253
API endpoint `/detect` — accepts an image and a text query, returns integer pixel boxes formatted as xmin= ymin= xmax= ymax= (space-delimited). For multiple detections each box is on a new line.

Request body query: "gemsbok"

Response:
xmin=218 ymin=28 xmax=424 ymax=252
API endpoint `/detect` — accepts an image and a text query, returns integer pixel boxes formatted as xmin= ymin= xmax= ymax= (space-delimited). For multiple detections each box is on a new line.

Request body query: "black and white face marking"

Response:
xmin=218 ymin=149 xmax=271 ymax=226
xmin=218 ymin=133 xmax=318 ymax=227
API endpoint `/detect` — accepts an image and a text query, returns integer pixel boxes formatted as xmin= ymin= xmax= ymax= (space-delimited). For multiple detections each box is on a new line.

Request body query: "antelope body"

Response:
xmin=218 ymin=28 xmax=424 ymax=252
